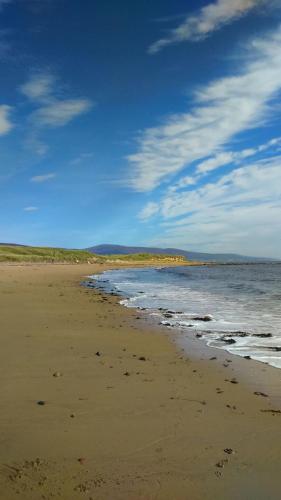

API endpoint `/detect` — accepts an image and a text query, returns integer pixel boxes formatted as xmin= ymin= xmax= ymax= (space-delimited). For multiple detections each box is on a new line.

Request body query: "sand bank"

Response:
xmin=0 ymin=263 xmax=280 ymax=499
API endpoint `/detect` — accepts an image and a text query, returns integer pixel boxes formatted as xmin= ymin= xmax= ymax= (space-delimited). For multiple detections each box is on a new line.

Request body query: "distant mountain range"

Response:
xmin=86 ymin=244 xmax=276 ymax=263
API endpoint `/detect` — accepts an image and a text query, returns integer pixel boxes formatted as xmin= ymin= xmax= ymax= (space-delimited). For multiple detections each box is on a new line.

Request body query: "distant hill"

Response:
xmin=87 ymin=244 xmax=274 ymax=263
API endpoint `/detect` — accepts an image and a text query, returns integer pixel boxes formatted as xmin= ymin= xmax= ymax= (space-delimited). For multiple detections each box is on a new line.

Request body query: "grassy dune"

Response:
xmin=0 ymin=245 xmax=99 ymax=263
xmin=0 ymin=245 xmax=187 ymax=264
xmin=103 ymin=253 xmax=186 ymax=262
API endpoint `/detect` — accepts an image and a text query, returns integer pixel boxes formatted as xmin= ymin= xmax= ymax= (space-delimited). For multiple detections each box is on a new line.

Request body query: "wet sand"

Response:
xmin=0 ymin=263 xmax=280 ymax=499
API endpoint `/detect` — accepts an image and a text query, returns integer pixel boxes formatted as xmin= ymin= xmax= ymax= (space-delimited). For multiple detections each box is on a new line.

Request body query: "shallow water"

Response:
xmin=90 ymin=264 xmax=281 ymax=369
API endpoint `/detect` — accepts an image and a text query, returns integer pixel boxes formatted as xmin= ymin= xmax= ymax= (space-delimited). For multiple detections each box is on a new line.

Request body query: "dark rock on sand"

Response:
xmin=224 ymin=448 xmax=235 ymax=455
xmin=253 ymin=333 xmax=272 ymax=338
xmin=216 ymin=459 xmax=228 ymax=468
xmin=37 ymin=400 xmax=46 ymax=406
xmin=260 ymin=409 xmax=281 ymax=414
xmin=221 ymin=337 xmax=236 ymax=344
xmin=193 ymin=315 xmax=212 ymax=322
xmin=254 ymin=391 xmax=268 ymax=397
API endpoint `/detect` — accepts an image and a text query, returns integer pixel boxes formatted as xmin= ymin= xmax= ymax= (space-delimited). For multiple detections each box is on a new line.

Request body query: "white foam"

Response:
xmin=90 ymin=266 xmax=281 ymax=370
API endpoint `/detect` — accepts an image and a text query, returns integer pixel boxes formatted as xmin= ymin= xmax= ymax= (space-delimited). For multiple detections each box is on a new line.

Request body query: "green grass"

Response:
xmin=0 ymin=245 xmax=187 ymax=264
xmin=0 ymin=245 xmax=102 ymax=263
xmin=102 ymin=253 xmax=186 ymax=262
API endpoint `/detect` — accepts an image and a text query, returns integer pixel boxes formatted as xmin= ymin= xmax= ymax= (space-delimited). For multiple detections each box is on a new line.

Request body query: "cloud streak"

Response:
xmin=24 ymin=206 xmax=39 ymax=212
xmin=0 ymin=105 xmax=13 ymax=135
xmin=142 ymin=156 xmax=281 ymax=258
xmin=20 ymin=72 xmax=93 ymax=154
xmin=128 ymin=27 xmax=281 ymax=191
xmin=149 ymin=0 xmax=266 ymax=54
xmin=30 ymin=172 xmax=56 ymax=183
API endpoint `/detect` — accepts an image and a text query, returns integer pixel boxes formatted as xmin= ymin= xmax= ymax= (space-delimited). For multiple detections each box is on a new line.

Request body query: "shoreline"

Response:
xmin=0 ymin=263 xmax=280 ymax=499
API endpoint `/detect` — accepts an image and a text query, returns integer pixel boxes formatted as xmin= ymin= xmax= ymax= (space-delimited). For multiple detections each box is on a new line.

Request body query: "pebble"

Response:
xmin=37 ymin=400 xmax=46 ymax=406
xmin=254 ymin=391 xmax=268 ymax=397
xmin=224 ymin=448 xmax=235 ymax=455
xmin=53 ymin=372 xmax=62 ymax=378
xmin=216 ymin=459 xmax=228 ymax=468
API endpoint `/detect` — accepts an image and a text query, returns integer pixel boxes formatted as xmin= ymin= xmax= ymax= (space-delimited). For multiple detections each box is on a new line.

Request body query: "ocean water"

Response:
xmin=89 ymin=264 xmax=281 ymax=369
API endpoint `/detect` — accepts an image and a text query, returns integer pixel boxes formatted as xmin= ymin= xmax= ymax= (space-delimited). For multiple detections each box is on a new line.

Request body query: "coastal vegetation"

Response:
xmin=0 ymin=245 xmax=187 ymax=264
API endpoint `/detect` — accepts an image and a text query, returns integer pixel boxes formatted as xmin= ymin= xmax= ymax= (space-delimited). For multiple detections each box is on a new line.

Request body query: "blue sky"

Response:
xmin=1 ymin=0 xmax=281 ymax=257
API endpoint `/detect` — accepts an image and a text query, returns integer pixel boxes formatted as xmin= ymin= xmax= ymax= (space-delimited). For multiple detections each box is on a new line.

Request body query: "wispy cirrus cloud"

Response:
xmin=196 ymin=136 xmax=281 ymax=175
xmin=149 ymin=0 xmax=267 ymax=54
xmin=30 ymin=172 xmax=56 ymax=183
xmin=0 ymin=105 xmax=13 ymax=135
xmin=20 ymin=73 xmax=56 ymax=103
xmin=24 ymin=206 xmax=39 ymax=212
xmin=141 ymin=156 xmax=281 ymax=258
xmin=128 ymin=27 xmax=281 ymax=191
xmin=33 ymin=99 xmax=92 ymax=127
xmin=139 ymin=202 xmax=159 ymax=221
xmin=20 ymin=72 xmax=93 ymax=154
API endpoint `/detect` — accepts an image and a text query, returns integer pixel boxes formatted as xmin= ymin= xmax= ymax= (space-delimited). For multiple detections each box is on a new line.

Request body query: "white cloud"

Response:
xmin=20 ymin=71 xmax=93 ymax=154
xmin=139 ymin=202 xmax=159 ymax=220
xmin=70 ymin=152 xmax=94 ymax=165
xmin=0 ymin=105 xmax=13 ymax=135
xmin=196 ymin=136 xmax=281 ymax=174
xmin=149 ymin=0 xmax=267 ymax=54
xmin=129 ymin=27 xmax=281 ymax=191
xmin=20 ymin=73 xmax=55 ymax=103
xmin=24 ymin=206 xmax=39 ymax=212
xmin=33 ymin=99 xmax=92 ymax=127
xmin=30 ymin=172 xmax=56 ymax=183
xmin=142 ymin=157 xmax=281 ymax=258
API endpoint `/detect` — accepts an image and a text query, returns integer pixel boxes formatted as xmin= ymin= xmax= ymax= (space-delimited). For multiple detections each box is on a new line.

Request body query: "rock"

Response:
xmin=193 ymin=315 xmax=212 ymax=322
xmin=37 ymin=400 xmax=46 ymax=406
xmin=230 ymin=378 xmax=238 ymax=384
xmin=77 ymin=457 xmax=86 ymax=465
xmin=52 ymin=371 xmax=62 ymax=378
xmin=124 ymin=371 xmax=130 ymax=376
xmin=253 ymin=333 xmax=272 ymax=338
xmin=95 ymin=351 xmax=101 ymax=356
xmin=138 ymin=356 xmax=146 ymax=361
xmin=224 ymin=448 xmax=235 ymax=455
xmin=244 ymin=355 xmax=251 ymax=360
xmin=210 ymin=356 xmax=217 ymax=360
xmin=163 ymin=313 xmax=173 ymax=318
xmin=221 ymin=337 xmax=236 ymax=344
xmin=70 ymin=413 xmax=76 ymax=418
xmin=216 ymin=459 xmax=228 ymax=468
xmin=196 ymin=333 xmax=202 ymax=338
xmin=254 ymin=391 xmax=268 ymax=397
xmin=260 ymin=409 xmax=281 ymax=414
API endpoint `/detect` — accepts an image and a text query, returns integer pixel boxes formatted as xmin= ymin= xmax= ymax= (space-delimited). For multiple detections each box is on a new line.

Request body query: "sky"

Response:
xmin=1 ymin=0 xmax=281 ymax=258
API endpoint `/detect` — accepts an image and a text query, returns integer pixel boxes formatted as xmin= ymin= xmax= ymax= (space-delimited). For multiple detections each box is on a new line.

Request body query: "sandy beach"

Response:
xmin=0 ymin=262 xmax=280 ymax=500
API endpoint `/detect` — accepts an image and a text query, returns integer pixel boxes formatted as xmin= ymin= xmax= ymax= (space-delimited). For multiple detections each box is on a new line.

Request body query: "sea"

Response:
xmin=89 ymin=263 xmax=281 ymax=369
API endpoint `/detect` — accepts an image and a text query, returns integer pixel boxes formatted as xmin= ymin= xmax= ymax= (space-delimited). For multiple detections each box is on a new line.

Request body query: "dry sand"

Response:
xmin=0 ymin=263 xmax=280 ymax=500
